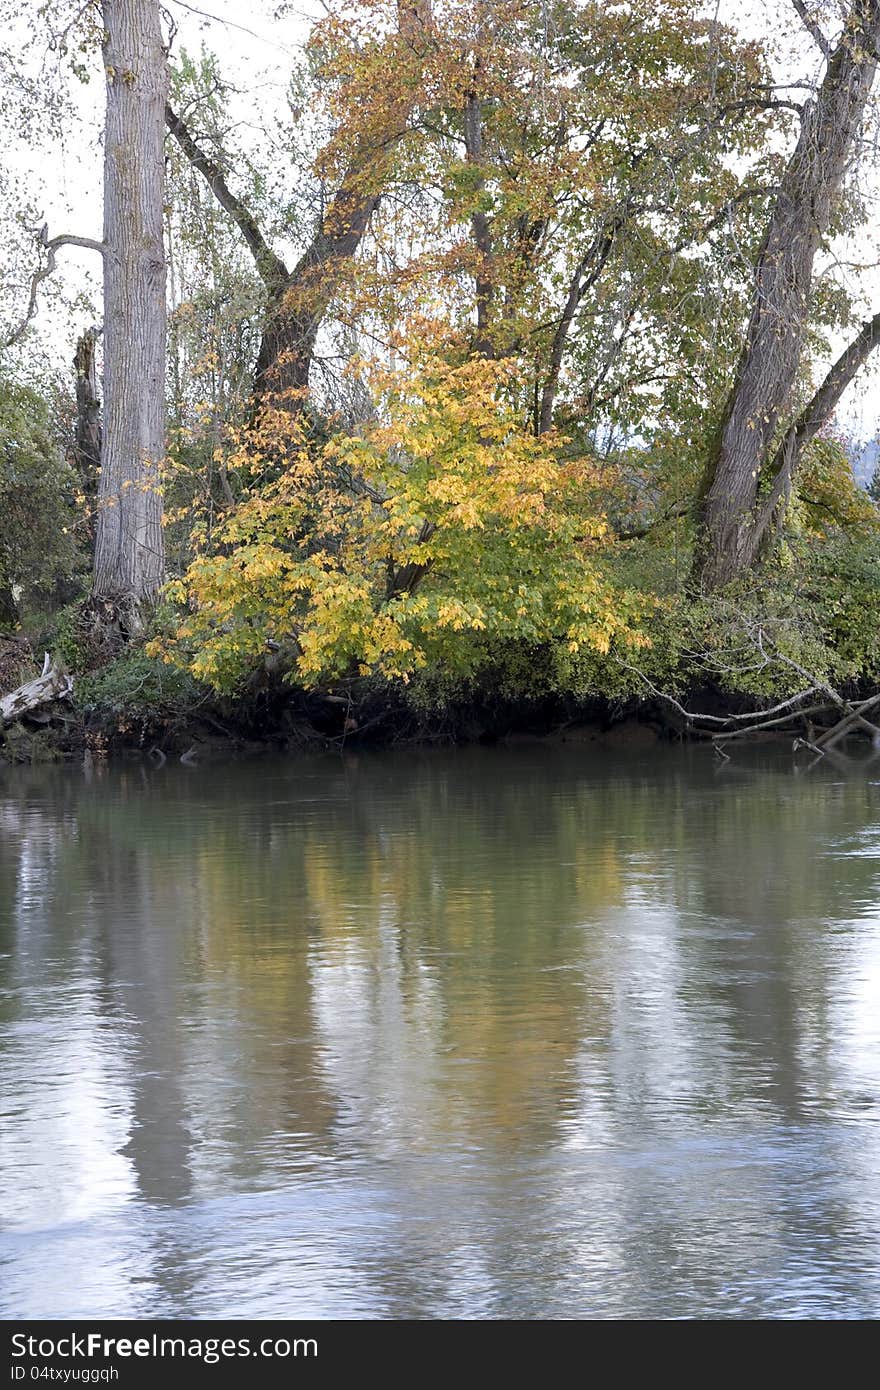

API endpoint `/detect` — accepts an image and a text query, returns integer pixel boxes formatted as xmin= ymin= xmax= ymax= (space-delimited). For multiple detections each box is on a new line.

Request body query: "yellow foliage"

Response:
xmin=152 ymin=338 xmax=646 ymax=689
xmin=795 ymin=436 xmax=880 ymax=540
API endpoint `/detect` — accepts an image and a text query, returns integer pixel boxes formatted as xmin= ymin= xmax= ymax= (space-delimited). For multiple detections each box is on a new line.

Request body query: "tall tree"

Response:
xmin=694 ymin=0 xmax=880 ymax=590
xmin=93 ymin=0 xmax=168 ymax=619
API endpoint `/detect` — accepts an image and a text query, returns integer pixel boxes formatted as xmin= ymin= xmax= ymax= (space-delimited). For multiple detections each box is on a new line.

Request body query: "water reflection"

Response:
xmin=1 ymin=746 xmax=880 ymax=1317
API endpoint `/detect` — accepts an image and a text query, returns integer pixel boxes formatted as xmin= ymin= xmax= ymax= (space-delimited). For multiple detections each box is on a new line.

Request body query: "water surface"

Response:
xmin=2 ymin=744 xmax=880 ymax=1318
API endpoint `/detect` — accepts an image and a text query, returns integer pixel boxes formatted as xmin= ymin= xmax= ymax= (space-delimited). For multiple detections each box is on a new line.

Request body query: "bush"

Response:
xmin=76 ymin=649 xmax=204 ymax=719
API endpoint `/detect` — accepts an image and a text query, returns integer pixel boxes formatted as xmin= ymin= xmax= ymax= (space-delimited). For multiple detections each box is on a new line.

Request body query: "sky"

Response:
xmin=4 ymin=0 xmax=880 ymax=444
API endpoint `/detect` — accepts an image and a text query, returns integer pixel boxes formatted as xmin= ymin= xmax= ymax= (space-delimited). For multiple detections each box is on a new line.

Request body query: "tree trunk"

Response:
xmin=73 ymin=327 xmax=102 ymax=547
xmin=93 ymin=0 xmax=167 ymax=616
xmin=252 ymin=186 xmax=381 ymax=406
xmin=0 ymin=582 xmax=17 ymax=631
xmin=694 ymin=1 xmax=880 ymax=589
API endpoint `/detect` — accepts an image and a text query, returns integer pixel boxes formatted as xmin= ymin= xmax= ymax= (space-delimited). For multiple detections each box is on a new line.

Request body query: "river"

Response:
xmin=2 ymin=744 xmax=880 ymax=1318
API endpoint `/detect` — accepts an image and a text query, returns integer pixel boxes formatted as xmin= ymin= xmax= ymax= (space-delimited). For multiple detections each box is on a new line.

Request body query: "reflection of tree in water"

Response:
xmin=2 ymin=748 xmax=880 ymax=1315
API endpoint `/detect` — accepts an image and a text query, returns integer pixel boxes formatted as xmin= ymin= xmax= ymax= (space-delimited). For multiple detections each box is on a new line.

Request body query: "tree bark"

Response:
xmin=694 ymin=0 xmax=880 ymax=589
xmin=463 ymin=86 xmax=494 ymax=359
xmin=93 ymin=0 xmax=167 ymax=614
xmin=73 ymin=328 xmax=102 ymax=544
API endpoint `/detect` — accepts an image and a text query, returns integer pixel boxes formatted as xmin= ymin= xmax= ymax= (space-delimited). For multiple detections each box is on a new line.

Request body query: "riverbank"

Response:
xmin=5 ymin=624 xmax=880 ymax=767
xmin=4 ymin=634 xmax=875 ymax=766
xmin=0 ymin=630 xmax=705 ymax=764
xmin=0 ymin=653 xmax=663 ymax=765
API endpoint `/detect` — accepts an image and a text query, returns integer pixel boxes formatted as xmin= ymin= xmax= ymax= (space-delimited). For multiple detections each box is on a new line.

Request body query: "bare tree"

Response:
xmin=694 ymin=0 xmax=880 ymax=590
xmin=93 ymin=0 xmax=167 ymax=620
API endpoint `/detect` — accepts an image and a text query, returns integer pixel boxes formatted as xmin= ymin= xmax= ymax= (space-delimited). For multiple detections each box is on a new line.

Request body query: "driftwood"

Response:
xmin=618 ymin=657 xmax=880 ymax=757
xmin=0 ymin=653 xmax=73 ymax=727
xmin=812 ymin=691 xmax=880 ymax=749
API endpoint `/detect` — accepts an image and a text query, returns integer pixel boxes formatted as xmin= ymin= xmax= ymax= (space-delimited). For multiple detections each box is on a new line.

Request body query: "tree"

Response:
xmin=164 ymin=1 xmax=776 ymax=442
xmin=165 ymin=2 xmax=432 ymax=415
xmin=694 ymin=0 xmax=880 ymax=589
xmin=92 ymin=0 xmax=168 ymax=620
xmin=319 ymin=0 xmax=777 ymax=435
xmin=156 ymin=337 xmax=645 ymax=691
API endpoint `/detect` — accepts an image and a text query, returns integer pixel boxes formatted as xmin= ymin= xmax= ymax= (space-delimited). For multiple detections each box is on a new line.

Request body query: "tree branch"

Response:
xmin=757 ymin=305 xmax=880 ymax=529
xmin=616 ymin=658 xmax=823 ymax=725
xmin=537 ymin=215 xmax=623 ymax=433
xmin=2 ymin=230 xmax=106 ymax=351
xmin=791 ymin=0 xmax=832 ymax=60
xmin=165 ymin=102 xmax=289 ymax=290
xmin=615 ymin=500 xmax=691 ymax=541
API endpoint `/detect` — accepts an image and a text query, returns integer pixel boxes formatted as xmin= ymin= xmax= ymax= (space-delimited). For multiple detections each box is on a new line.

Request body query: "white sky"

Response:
xmin=5 ymin=0 xmax=880 ymax=441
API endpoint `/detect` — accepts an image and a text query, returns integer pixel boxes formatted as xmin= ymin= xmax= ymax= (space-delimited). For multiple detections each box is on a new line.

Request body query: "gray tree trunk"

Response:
xmin=694 ymin=1 xmax=880 ymax=589
xmin=93 ymin=0 xmax=167 ymax=615
xmin=73 ymin=327 xmax=102 ymax=548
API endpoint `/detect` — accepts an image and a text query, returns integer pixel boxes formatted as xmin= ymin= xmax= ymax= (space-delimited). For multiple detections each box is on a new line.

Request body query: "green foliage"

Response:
xmin=76 ymin=648 xmax=203 ymax=720
xmin=0 ymin=635 xmax=36 ymax=695
xmin=615 ymin=537 xmax=880 ymax=702
xmin=0 ymin=376 xmax=84 ymax=619
xmin=802 ymin=536 xmax=880 ymax=679
xmin=790 ymin=436 xmax=879 ymax=539
xmin=45 ymin=601 xmax=90 ymax=671
xmin=411 ymin=526 xmax=880 ymax=715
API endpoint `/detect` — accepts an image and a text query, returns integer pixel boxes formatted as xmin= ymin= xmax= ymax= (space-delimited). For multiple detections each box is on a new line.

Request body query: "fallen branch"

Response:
xmin=0 ymin=654 xmax=73 ymax=726
xmin=617 ymin=653 xmax=880 ymax=750
xmin=714 ymin=702 xmax=832 ymax=741
xmin=616 ymin=661 xmax=822 ymax=726
xmin=814 ymin=691 xmax=880 ymax=749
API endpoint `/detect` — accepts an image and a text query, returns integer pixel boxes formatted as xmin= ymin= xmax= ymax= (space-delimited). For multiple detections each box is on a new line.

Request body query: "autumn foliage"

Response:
xmin=156 ymin=336 xmax=647 ymax=689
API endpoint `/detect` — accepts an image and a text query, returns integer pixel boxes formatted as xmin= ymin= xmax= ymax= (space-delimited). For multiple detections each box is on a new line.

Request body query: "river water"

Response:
xmin=1 ymin=744 xmax=880 ymax=1319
